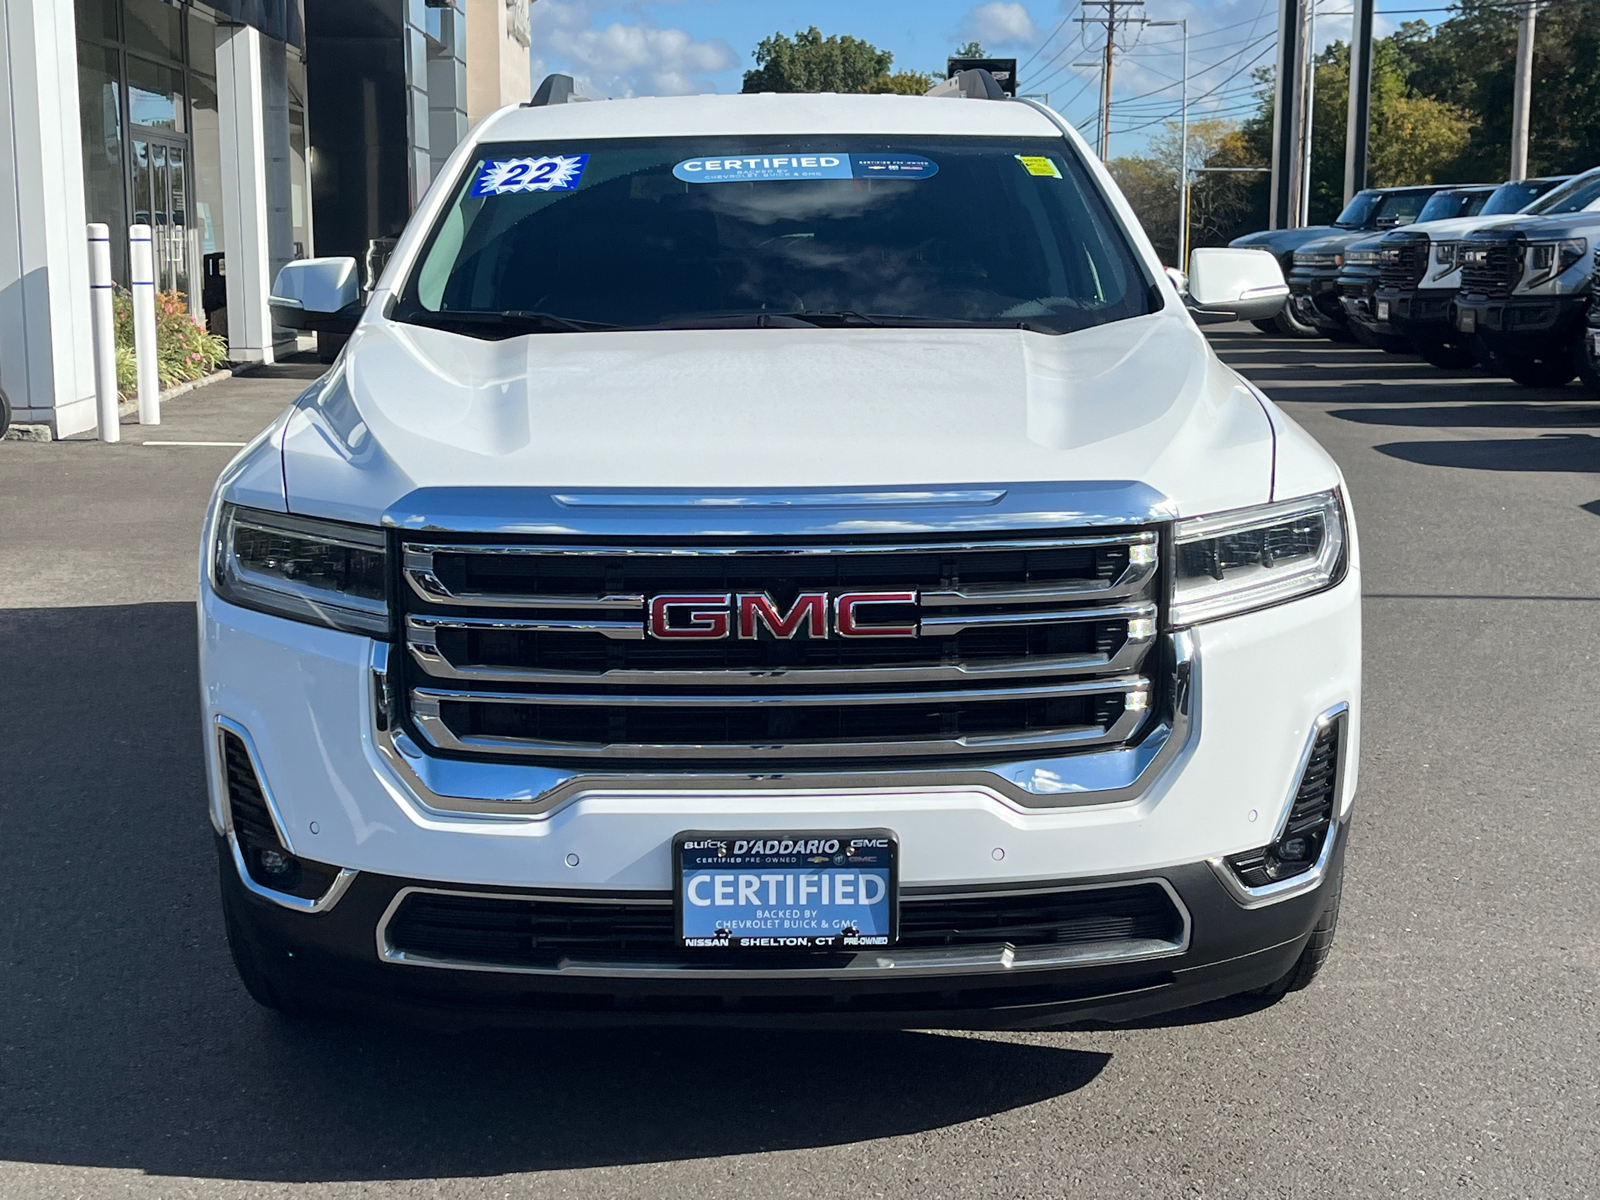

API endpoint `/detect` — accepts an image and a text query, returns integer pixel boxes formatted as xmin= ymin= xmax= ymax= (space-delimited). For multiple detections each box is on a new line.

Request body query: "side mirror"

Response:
xmin=270 ymin=257 xmax=362 ymax=334
xmin=1184 ymin=247 xmax=1290 ymax=325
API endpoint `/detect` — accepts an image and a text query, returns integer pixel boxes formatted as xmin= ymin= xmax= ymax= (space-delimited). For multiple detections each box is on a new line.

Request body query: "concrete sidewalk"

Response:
xmin=0 ymin=359 xmax=325 ymax=609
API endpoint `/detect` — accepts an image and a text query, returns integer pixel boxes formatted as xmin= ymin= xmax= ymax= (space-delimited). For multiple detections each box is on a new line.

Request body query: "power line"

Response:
xmin=1019 ymin=6 xmax=1079 ymax=72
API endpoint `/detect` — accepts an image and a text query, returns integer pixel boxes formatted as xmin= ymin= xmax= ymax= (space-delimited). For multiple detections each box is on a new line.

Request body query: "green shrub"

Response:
xmin=112 ymin=287 xmax=230 ymax=398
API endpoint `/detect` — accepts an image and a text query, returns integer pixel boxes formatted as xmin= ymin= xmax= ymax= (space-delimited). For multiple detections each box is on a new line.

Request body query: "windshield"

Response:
xmin=1524 ymin=168 xmax=1600 ymax=215
xmin=1480 ymin=180 xmax=1557 ymax=215
xmin=1417 ymin=190 xmax=1489 ymax=221
xmin=396 ymin=136 xmax=1155 ymax=336
xmin=1334 ymin=191 xmax=1381 ymax=228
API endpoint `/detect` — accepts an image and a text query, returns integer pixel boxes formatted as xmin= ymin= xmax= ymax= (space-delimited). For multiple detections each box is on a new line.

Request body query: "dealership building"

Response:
xmin=0 ymin=0 xmax=532 ymax=438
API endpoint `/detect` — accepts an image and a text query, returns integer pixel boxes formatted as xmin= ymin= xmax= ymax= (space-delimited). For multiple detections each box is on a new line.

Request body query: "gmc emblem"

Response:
xmin=646 ymin=592 xmax=918 ymax=640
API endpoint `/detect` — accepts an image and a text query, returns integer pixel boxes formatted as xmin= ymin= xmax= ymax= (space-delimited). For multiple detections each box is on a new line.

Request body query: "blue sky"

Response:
xmin=528 ymin=0 xmax=1428 ymax=156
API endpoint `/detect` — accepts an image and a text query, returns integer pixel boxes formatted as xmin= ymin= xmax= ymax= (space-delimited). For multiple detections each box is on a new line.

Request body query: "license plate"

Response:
xmin=1590 ymin=330 xmax=1600 ymax=358
xmin=674 ymin=831 xmax=897 ymax=950
xmin=1458 ymin=308 xmax=1476 ymax=333
xmin=1376 ymin=300 xmax=1390 ymax=321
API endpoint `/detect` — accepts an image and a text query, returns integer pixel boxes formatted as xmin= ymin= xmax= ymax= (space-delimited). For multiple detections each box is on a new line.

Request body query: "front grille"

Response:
xmin=1459 ymin=235 xmax=1523 ymax=299
xmin=1337 ymin=266 xmax=1379 ymax=301
xmin=398 ymin=530 xmax=1163 ymax=767
xmin=1377 ymin=234 xmax=1428 ymax=290
xmin=384 ymin=882 xmax=1185 ymax=970
xmin=1226 ymin=718 xmax=1341 ymax=888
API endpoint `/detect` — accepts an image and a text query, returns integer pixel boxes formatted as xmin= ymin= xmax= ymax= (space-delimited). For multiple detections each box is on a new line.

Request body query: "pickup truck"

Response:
xmin=1233 ymin=184 xmax=1452 ymax=336
xmin=207 ymin=76 xmax=1360 ymax=1029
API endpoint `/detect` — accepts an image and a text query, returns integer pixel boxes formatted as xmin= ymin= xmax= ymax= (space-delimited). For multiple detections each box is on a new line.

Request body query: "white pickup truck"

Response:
xmin=202 ymin=74 xmax=1360 ymax=1029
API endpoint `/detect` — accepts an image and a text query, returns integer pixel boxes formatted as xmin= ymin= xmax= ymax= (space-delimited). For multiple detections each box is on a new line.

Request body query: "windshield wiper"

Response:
xmin=782 ymin=310 xmax=885 ymax=327
xmin=402 ymin=309 xmax=616 ymax=337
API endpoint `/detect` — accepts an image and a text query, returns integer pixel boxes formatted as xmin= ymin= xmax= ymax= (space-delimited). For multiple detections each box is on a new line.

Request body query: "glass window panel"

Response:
xmin=75 ymin=0 xmax=118 ymax=42
xmin=188 ymin=72 xmax=226 ymax=327
xmin=187 ymin=11 xmax=217 ymax=77
xmin=125 ymin=0 xmax=183 ymax=63
xmin=77 ymin=42 xmax=128 ymax=285
xmin=169 ymin=146 xmax=195 ymax=300
xmin=132 ymin=139 xmax=152 ymax=229
xmin=127 ymin=57 xmax=183 ymax=132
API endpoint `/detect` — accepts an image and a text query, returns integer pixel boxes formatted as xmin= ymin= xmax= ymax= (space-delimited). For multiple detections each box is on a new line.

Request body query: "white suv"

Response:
xmin=204 ymin=75 xmax=1360 ymax=1028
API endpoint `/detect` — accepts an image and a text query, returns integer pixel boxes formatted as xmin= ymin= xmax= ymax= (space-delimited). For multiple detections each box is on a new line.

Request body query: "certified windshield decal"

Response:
xmin=470 ymin=154 xmax=590 ymax=196
xmin=673 ymin=154 xmax=938 ymax=183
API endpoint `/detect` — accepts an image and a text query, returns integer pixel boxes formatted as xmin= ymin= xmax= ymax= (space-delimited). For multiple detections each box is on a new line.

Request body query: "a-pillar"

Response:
xmin=216 ymin=22 xmax=277 ymax=364
xmin=0 ymin=0 xmax=97 ymax=437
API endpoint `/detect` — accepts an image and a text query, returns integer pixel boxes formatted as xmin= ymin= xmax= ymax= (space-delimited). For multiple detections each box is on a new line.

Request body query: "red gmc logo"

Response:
xmin=646 ymin=592 xmax=918 ymax=640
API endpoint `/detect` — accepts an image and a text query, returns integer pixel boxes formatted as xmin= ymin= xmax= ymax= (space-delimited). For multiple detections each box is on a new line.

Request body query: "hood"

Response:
xmin=1231 ymin=227 xmax=1337 ymax=257
xmin=1294 ymin=232 xmax=1364 ymax=257
xmin=1402 ymin=214 xmax=1521 ymax=239
xmin=278 ymin=313 xmax=1276 ymax=530
xmin=1476 ymin=210 xmax=1600 ymax=239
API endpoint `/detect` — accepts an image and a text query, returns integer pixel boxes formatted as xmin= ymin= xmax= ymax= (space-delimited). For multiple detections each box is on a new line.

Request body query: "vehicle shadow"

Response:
xmin=1373 ymin=433 xmax=1600 ymax=472
xmin=0 ymin=602 xmax=1110 ymax=1184
xmin=1331 ymin=403 xmax=1600 ymax=428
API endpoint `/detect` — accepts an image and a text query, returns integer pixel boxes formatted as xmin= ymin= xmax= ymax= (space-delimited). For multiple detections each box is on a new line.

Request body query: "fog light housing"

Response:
xmin=1225 ymin=710 xmax=1345 ymax=889
xmin=220 ymin=728 xmax=343 ymax=902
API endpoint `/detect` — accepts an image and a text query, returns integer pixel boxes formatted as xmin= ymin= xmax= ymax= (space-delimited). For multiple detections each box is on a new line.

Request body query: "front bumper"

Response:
xmin=200 ymin=565 xmax=1361 ymax=1023
xmin=218 ymin=826 xmax=1349 ymax=1029
xmin=1289 ymin=270 xmax=1347 ymax=329
xmin=1375 ymin=286 xmax=1459 ymax=342
xmin=1454 ymin=292 xmax=1590 ymax=351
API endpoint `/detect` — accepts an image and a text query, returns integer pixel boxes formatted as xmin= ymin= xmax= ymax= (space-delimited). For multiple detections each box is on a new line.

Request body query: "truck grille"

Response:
xmin=1377 ymin=234 xmax=1428 ymax=290
xmin=397 ymin=530 xmax=1162 ymax=767
xmin=1458 ymin=234 xmax=1523 ymax=299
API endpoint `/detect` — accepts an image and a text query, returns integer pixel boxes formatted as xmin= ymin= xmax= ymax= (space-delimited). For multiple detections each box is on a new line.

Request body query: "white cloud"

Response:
xmin=965 ymin=2 xmax=1039 ymax=48
xmin=528 ymin=0 xmax=735 ymax=97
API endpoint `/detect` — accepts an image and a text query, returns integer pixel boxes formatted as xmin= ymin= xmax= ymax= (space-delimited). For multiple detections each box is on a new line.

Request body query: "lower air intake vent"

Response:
xmin=220 ymin=729 xmax=341 ymax=901
xmin=1225 ymin=716 xmax=1342 ymax=889
xmin=384 ymin=882 xmax=1186 ymax=971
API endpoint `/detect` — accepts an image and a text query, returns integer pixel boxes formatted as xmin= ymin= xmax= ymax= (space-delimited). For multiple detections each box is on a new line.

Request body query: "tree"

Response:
xmin=864 ymin=71 xmax=937 ymax=95
xmin=742 ymin=27 xmax=895 ymax=94
xmin=1109 ymin=119 xmax=1266 ymax=265
xmin=954 ymin=41 xmax=985 ymax=58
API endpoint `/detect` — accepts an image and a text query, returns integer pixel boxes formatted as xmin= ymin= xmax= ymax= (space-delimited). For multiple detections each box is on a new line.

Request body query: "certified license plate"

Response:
xmin=1590 ymin=329 xmax=1600 ymax=358
xmin=674 ymin=831 xmax=897 ymax=950
xmin=1376 ymin=300 xmax=1390 ymax=321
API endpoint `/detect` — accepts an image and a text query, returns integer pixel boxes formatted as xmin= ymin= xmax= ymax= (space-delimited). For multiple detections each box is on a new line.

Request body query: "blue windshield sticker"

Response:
xmin=470 ymin=154 xmax=590 ymax=197
xmin=673 ymin=154 xmax=937 ymax=183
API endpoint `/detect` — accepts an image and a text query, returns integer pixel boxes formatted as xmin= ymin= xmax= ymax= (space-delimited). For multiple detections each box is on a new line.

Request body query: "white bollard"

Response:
xmin=129 ymin=224 xmax=160 ymax=425
xmin=87 ymin=223 xmax=120 ymax=443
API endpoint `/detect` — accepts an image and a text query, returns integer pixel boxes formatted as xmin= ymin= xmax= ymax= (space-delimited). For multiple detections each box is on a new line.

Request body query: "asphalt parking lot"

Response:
xmin=0 ymin=332 xmax=1596 ymax=1199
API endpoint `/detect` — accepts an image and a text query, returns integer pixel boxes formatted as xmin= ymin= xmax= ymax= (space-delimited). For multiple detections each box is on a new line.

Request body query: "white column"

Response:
xmin=129 ymin=224 xmax=160 ymax=425
xmin=216 ymin=23 xmax=275 ymax=364
xmin=0 ymin=0 xmax=97 ymax=437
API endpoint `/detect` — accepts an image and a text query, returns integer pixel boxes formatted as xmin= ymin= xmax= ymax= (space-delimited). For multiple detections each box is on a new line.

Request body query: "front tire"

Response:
xmin=1251 ymin=318 xmax=1281 ymax=335
xmin=1571 ymin=334 xmax=1600 ymax=396
xmin=1420 ymin=341 xmax=1477 ymax=369
xmin=219 ymin=859 xmax=311 ymax=1015
xmin=1507 ymin=357 xmax=1576 ymax=388
xmin=1256 ymin=870 xmax=1342 ymax=998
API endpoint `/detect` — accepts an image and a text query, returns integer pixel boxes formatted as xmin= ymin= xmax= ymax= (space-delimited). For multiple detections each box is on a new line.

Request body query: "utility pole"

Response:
xmin=1148 ymin=19 xmax=1189 ymax=268
xmin=1268 ymin=0 xmax=1307 ymax=228
xmin=1343 ymin=0 xmax=1374 ymax=204
xmin=1080 ymin=0 xmax=1146 ymax=160
xmin=1298 ymin=0 xmax=1318 ymax=226
xmin=1510 ymin=0 xmax=1537 ymax=179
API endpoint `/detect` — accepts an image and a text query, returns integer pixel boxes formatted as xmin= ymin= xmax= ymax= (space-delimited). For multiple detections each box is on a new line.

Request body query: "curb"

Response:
xmin=114 ymin=365 xmax=241 ymax=418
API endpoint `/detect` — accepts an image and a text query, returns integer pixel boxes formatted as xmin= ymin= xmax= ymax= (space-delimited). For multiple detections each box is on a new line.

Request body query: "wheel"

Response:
xmin=1322 ymin=322 xmax=1357 ymax=344
xmin=0 ymin=384 xmax=10 ymax=439
xmin=1573 ymin=333 xmax=1600 ymax=397
xmin=1506 ymin=357 xmax=1576 ymax=388
xmin=1273 ymin=301 xmax=1321 ymax=339
xmin=1256 ymin=870 xmax=1342 ymax=998
xmin=1420 ymin=341 xmax=1477 ymax=370
xmin=1251 ymin=319 xmax=1281 ymax=335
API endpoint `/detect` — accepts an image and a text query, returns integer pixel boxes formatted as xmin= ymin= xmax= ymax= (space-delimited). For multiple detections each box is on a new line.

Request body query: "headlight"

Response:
xmin=1294 ymin=252 xmax=1342 ymax=267
xmin=1527 ymin=238 xmax=1588 ymax=275
xmin=1346 ymin=249 xmax=1379 ymax=265
xmin=1433 ymin=242 xmax=1458 ymax=267
xmin=1171 ymin=491 xmax=1346 ymax=625
xmin=211 ymin=503 xmax=390 ymax=636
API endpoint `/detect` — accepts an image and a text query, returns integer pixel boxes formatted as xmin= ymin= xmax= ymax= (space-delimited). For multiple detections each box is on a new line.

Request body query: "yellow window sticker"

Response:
xmin=1016 ymin=155 xmax=1062 ymax=179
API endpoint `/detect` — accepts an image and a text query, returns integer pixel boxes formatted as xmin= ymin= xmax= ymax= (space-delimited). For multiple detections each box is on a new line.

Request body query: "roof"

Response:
xmin=473 ymin=91 xmax=1067 ymax=145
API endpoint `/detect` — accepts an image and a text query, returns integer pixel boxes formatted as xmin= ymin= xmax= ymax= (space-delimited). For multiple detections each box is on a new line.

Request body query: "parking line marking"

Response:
xmin=141 ymin=440 xmax=248 ymax=447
